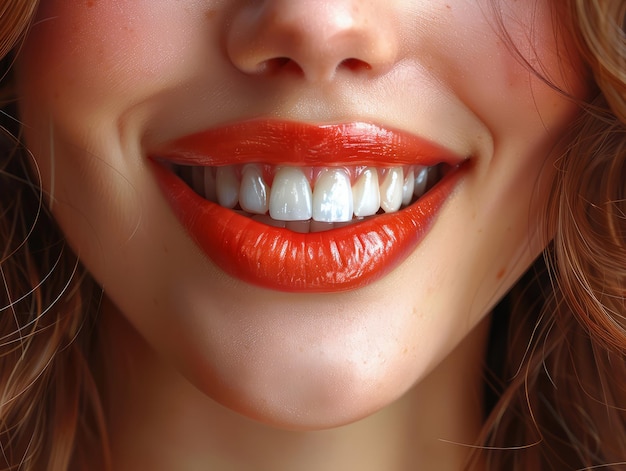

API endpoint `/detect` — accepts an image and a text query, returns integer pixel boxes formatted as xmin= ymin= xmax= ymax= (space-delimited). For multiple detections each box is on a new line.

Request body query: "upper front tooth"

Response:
xmin=380 ymin=167 xmax=403 ymax=213
xmin=216 ymin=166 xmax=239 ymax=208
xmin=269 ymin=167 xmax=313 ymax=221
xmin=352 ymin=167 xmax=380 ymax=217
xmin=239 ymin=165 xmax=270 ymax=214
xmin=312 ymin=168 xmax=353 ymax=223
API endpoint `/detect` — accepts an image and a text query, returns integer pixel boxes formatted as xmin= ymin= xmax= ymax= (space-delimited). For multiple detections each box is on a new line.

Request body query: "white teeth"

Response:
xmin=181 ymin=162 xmax=441 ymax=228
xmin=216 ymin=166 xmax=239 ymax=208
xmin=352 ymin=167 xmax=381 ymax=217
xmin=379 ymin=167 xmax=403 ymax=213
xmin=239 ymin=165 xmax=270 ymax=214
xmin=312 ymin=168 xmax=353 ymax=223
xmin=414 ymin=166 xmax=428 ymax=197
xmin=269 ymin=167 xmax=313 ymax=221
xmin=402 ymin=169 xmax=415 ymax=206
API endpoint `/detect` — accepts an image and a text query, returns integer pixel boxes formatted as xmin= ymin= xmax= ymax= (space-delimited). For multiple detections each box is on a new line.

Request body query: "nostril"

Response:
xmin=339 ymin=58 xmax=372 ymax=72
xmin=227 ymin=2 xmax=400 ymax=82
xmin=257 ymin=57 xmax=305 ymax=76
xmin=259 ymin=57 xmax=372 ymax=79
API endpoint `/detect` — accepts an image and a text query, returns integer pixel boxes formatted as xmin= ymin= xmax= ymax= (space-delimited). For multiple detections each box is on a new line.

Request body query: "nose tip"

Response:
xmin=226 ymin=0 xmax=400 ymax=81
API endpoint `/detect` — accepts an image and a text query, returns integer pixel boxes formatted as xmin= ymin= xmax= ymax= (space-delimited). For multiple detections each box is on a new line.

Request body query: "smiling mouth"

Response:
xmin=151 ymin=120 xmax=467 ymax=293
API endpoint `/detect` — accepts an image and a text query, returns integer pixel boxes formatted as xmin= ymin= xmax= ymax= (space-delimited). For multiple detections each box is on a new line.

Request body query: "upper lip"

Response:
xmin=154 ymin=120 xmax=466 ymax=167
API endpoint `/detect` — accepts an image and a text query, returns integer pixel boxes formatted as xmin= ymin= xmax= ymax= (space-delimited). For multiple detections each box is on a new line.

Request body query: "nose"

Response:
xmin=226 ymin=0 xmax=400 ymax=81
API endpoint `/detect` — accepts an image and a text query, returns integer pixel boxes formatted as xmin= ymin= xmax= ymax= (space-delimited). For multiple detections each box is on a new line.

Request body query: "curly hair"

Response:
xmin=0 ymin=1 xmax=624 ymax=470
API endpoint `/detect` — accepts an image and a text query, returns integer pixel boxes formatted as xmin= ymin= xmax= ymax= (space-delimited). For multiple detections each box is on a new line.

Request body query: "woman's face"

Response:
xmin=16 ymin=0 xmax=585 ymax=428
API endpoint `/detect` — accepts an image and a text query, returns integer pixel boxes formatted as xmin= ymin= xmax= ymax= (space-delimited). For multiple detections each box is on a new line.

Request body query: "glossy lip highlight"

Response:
xmin=155 ymin=121 xmax=456 ymax=167
xmin=151 ymin=120 xmax=467 ymax=292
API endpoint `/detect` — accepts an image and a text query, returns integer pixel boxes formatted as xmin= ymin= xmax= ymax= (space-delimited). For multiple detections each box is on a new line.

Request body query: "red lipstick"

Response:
xmin=151 ymin=120 xmax=466 ymax=292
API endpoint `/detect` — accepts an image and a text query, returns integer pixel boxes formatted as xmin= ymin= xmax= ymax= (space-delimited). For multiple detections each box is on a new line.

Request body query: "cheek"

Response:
xmin=445 ymin=0 xmax=586 ymax=139
xmin=20 ymin=1 xmax=199 ymax=114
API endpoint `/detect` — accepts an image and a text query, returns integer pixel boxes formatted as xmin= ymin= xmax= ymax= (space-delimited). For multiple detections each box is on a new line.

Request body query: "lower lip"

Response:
xmin=152 ymin=163 xmax=465 ymax=293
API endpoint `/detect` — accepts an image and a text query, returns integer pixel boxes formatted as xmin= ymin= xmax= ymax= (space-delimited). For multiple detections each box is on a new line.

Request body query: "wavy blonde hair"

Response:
xmin=0 ymin=0 xmax=624 ymax=470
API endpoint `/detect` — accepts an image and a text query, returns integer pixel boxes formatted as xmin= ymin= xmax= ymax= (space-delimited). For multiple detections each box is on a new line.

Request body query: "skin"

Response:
xmin=15 ymin=0 xmax=586 ymax=469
